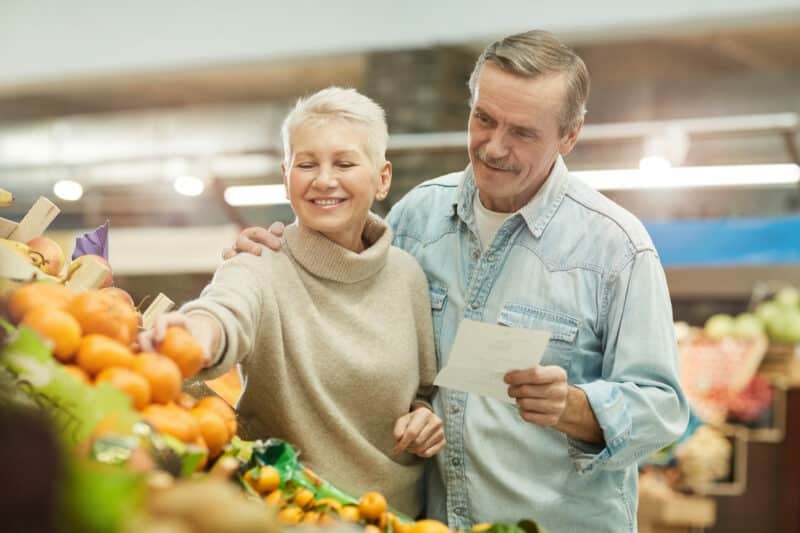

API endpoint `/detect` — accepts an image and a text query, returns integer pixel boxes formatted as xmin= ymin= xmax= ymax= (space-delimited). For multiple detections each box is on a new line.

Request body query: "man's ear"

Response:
xmin=559 ymin=119 xmax=583 ymax=156
xmin=376 ymin=160 xmax=392 ymax=201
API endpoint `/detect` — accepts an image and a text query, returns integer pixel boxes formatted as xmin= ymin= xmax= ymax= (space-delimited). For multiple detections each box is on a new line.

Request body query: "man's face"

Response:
xmin=468 ymin=62 xmax=581 ymax=213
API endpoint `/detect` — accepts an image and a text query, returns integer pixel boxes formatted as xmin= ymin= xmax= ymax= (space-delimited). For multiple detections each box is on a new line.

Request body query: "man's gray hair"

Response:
xmin=281 ymin=87 xmax=388 ymax=166
xmin=468 ymin=30 xmax=590 ymax=135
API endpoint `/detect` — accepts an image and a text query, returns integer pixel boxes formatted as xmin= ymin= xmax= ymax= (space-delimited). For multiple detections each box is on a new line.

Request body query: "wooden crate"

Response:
xmin=690 ymin=426 xmax=749 ymax=497
xmin=639 ymin=489 xmax=716 ymax=533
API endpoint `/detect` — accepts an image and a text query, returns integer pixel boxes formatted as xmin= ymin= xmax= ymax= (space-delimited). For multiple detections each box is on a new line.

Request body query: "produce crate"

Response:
xmin=638 ymin=485 xmax=716 ymax=533
xmin=690 ymin=426 xmax=748 ymax=497
xmin=722 ymin=379 xmax=788 ymax=443
xmin=759 ymin=343 xmax=800 ymax=386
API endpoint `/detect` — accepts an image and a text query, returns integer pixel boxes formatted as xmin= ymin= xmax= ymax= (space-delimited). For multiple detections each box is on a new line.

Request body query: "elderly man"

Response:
xmin=226 ymin=29 xmax=688 ymax=533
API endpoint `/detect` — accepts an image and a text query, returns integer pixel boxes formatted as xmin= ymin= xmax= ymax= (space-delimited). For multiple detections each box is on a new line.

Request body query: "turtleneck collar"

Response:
xmin=282 ymin=212 xmax=392 ymax=284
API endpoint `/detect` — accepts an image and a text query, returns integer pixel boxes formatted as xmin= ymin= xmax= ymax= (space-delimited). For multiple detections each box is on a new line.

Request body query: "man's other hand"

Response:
xmin=222 ymin=221 xmax=285 ymax=260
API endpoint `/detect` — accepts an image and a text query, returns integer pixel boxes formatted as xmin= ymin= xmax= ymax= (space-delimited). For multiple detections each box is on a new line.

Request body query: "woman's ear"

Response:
xmin=375 ymin=160 xmax=392 ymax=201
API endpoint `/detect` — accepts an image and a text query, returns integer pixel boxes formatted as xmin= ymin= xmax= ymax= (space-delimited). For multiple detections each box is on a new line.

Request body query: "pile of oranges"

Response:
xmin=243 ymin=464 xmax=457 ymax=533
xmin=3 ymin=281 xmax=236 ymax=461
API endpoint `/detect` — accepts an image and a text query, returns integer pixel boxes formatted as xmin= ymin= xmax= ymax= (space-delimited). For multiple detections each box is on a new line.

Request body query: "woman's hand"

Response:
xmin=137 ymin=312 xmax=218 ymax=367
xmin=392 ymin=405 xmax=446 ymax=458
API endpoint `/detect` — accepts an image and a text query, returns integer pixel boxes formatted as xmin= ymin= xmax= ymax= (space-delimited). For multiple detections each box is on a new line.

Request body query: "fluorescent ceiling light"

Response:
xmin=224 ymin=184 xmax=287 ymax=206
xmin=53 ymin=179 xmax=83 ymax=201
xmin=574 ymin=164 xmax=800 ymax=191
xmin=173 ymin=175 xmax=205 ymax=197
xmin=638 ymin=156 xmax=672 ymax=172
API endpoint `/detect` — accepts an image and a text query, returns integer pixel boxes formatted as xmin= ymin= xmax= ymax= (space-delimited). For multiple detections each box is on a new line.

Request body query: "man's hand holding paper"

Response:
xmin=433 ymin=319 xmax=551 ymax=404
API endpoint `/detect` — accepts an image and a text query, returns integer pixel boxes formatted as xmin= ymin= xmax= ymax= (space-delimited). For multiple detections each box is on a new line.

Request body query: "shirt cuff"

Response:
xmin=569 ymin=381 xmax=632 ymax=474
xmin=183 ymin=309 xmax=227 ymax=368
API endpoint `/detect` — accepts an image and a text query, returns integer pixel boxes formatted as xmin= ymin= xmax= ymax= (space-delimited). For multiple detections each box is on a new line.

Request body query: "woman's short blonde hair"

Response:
xmin=281 ymin=87 xmax=388 ymax=167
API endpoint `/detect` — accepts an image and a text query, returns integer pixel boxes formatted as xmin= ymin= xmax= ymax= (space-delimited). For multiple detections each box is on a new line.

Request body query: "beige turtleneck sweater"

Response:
xmin=181 ymin=214 xmax=436 ymax=516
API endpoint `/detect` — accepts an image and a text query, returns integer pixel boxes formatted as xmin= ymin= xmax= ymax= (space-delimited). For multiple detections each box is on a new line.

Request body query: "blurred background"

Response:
xmin=1 ymin=3 xmax=800 ymax=529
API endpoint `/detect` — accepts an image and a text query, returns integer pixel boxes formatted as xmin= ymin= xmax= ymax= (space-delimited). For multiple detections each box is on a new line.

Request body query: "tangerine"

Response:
xmin=67 ymin=290 xmax=139 ymax=346
xmin=76 ymin=334 xmax=136 ymax=375
xmin=134 ymin=352 xmax=182 ymax=404
xmin=244 ymin=465 xmax=281 ymax=494
xmin=190 ymin=407 xmax=228 ymax=458
xmin=358 ymin=491 xmax=387 ymax=522
xmin=141 ymin=403 xmax=200 ymax=443
xmin=158 ymin=326 xmax=205 ymax=378
xmin=7 ymin=282 xmax=74 ymax=323
xmin=338 ymin=505 xmax=360 ymax=522
xmin=195 ymin=395 xmax=237 ymax=439
xmin=263 ymin=489 xmax=286 ymax=507
xmin=96 ymin=366 xmax=151 ymax=410
xmin=411 ymin=520 xmax=452 ymax=533
xmin=21 ymin=306 xmax=82 ymax=362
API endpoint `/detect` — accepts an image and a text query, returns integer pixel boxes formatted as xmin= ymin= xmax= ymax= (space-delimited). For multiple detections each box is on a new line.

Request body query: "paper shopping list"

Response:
xmin=433 ymin=319 xmax=551 ymax=403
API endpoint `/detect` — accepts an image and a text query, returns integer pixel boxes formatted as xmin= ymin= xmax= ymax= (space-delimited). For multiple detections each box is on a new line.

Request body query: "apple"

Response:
xmin=101 ymin=286 xmax=136 ymax=308
xmin=68 ymin=254 xmax=114 ymax=288
xmin=704 ymin=313 xmax=735 ymax=340
xmin=27 ymin=236 xmax=65 ymax=276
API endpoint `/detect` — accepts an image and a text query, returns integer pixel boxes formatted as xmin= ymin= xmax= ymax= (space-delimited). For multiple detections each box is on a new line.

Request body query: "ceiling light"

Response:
xmin=639 ymin=156 xmax=672 ymax=172
xmin=173 ymin=175 xmax=205 ymax=197
xmin=224 ymin=185 xmax=287 ymax=206
xmin=574 ymin=164 xmax=800 ymax=191
xmin=53 ymin=179 xmax=83 ymax=201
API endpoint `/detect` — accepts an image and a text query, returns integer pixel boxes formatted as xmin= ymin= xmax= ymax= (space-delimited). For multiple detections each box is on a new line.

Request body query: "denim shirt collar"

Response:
xmin=454 ymin=155 xmax=571 ymax=239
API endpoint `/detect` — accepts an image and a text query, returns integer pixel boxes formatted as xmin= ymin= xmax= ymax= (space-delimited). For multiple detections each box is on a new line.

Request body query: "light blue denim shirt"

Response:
xmin=386 ymin=157 xmax=689 ymax=533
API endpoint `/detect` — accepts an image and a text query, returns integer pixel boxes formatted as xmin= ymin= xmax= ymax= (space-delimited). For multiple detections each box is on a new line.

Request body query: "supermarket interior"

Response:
xmin=2 ymin=2 xmax=800 ymax=532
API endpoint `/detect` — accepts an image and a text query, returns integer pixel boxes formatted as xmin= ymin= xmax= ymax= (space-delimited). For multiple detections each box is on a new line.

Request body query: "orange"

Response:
xmin=365 ymin=525 xmax=383 ymax=533
xmin=318 ymin=512 xmax=337 ymax=527
xmin=190 ymin=407 xmax=228 ymax=458
xmin=293 ymin=487 xmax=315 ymax=510
xmin=278 ymin=506 xmax=304 ymax=524
xmin=67 ymin=290 xmax=140 ymax=346
xmin=63 ymin=364 xmax=91 ymax=385
xmin=315 ymin=498 xmax=342 ymax=513
xmin=141 ymin=403 xmax=200 ymax=443
xmin=134 ymin=352 xmax=182 ymax=404
xmin=7 ymin=282 xmax=74 ymax=323
xmin=158 ymin=327 xmax=205 ymax=378
xmin=196 ymin=396 xmax=237 ymax=439
xmin=96 ymin=366 xmax=151 ymax=410
xmin=263 ymin=489 xmax=286 ymax=507
xmin=21 ymin=306 xmax=82 ymax=362
xmin=358 ymin=491 xmax=387 ymax=522
xmin=244 ymin=465 xmax=281 ymax=494
xmin=396 ymin=523 xmax=413 ymax=533
xmin=302 ymin=511 xmax=321 ymax=525
xmin=338 ymin=505 xmax=360 ymax=522
xmin=76 ymin=334 xmax=136 ymax=375
xmin=411 ymin=520 xmax=452 ymax=533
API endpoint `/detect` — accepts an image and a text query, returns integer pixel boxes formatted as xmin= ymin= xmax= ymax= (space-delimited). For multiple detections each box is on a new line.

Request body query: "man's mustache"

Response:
xmin=476 ymin=149 xmax=520 ymax=173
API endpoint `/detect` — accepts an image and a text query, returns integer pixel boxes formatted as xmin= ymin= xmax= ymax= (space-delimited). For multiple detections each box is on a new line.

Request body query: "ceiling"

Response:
xmin=1 ymin=22 xmax=799 ymax=228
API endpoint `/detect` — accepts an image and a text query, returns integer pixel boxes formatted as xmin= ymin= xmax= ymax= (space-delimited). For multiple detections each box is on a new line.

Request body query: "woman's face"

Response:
xmin=283 ymin=119 xmax=391 ymax=252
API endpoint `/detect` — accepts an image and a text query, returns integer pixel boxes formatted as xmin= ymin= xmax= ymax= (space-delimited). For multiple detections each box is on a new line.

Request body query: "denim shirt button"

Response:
xmin=470 ymin=301 xmax=479 ymax=310
xmin=487 ymin=254 xmax=495 ymax=262
xmin=451 ymin=456 xmax=461 ymax=466
xmin=472 ymin=250 xmax=480 ymax=259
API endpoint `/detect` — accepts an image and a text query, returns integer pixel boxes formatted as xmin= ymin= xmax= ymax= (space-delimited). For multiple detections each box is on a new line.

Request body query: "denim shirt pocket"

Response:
xmin=497 ymin=303 xmax=579 ymax=372
xmin=428 ymin=282 xmax=448 ymax=366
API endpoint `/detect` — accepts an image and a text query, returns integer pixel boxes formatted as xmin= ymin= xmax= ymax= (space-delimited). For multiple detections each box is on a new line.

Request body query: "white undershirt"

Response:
xmin=473 ymin=193 xmax=513 ymax=250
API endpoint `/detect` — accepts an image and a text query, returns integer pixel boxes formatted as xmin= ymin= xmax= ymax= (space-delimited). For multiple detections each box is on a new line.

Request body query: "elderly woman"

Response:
xmin=139 ymin=87 xmax=443 ymax=516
